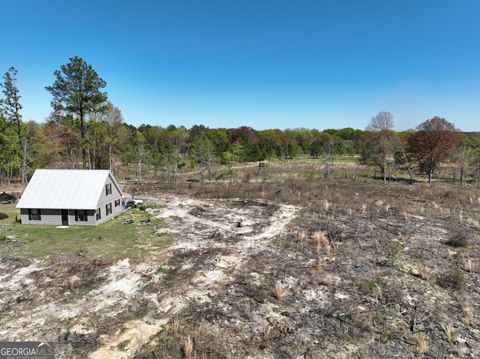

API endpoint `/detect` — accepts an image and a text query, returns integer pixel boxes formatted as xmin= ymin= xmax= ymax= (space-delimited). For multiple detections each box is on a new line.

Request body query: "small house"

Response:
xmin=16 ymin=169 xmax=124 ymax=226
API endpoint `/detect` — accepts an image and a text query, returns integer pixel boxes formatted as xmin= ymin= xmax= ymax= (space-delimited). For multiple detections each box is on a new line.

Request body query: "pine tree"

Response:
xmin=46 ymin=56 xmax=108 ymax=168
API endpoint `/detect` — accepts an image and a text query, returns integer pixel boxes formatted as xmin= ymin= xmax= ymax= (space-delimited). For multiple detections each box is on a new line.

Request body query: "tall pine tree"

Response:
xmin=46 ymin=56 xmax=108 ymax=168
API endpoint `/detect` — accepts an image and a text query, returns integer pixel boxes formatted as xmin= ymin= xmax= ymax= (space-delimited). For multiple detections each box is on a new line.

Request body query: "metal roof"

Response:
xmin=16 ymin=169 xmax=123 ymax=210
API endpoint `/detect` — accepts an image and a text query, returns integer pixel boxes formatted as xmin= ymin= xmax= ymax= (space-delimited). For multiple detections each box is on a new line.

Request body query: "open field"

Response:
xmin=1 ymin=161 xmax=480 ymax=358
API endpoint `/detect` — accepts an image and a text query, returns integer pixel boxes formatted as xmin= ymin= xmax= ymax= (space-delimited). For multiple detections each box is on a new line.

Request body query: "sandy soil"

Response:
xmin=0 ymin=194 xmax=299 ymax=358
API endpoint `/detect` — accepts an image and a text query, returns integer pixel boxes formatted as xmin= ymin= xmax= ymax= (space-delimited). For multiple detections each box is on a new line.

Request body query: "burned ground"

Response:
xmin=1 ymin=165 xmax=479 ymax=358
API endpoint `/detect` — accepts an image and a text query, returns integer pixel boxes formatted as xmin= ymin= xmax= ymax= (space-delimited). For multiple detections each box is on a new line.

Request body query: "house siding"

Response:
xmin=69 ymin=209 xmax=96 ymax=226
xmin=20 ymin=208 xmax=62 ymax=226
xmin=94 ymin=174 xmax=123 ymax=225
xmin=20 ymin=208 xmax=97 ymax=226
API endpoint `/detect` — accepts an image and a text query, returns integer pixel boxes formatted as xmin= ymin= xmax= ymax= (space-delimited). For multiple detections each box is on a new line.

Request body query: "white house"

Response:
xmin=16 ymin=169 xmax=124 ymax=226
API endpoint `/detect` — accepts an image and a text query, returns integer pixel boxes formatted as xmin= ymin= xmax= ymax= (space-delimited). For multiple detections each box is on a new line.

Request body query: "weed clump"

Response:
xmin=437 ymin=267 xmax=465 ymax=290
xmin=444 ymin=232 xmax=470 ymax=248
xmin=273 ymin=281 xmax=286 ymax=300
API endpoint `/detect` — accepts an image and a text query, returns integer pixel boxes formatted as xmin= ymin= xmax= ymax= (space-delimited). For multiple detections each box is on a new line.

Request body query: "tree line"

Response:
xmin=1 ymin=57 xmax=479 ymax=184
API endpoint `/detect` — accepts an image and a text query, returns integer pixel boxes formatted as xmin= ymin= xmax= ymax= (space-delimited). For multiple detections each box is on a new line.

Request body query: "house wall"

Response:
xmin=68 ymin=209 xmax=96 ymax=226
xmin=20 ymin=208 xmax=62 ymax=226
xmin=95 ymin=174 xmax=123 ymax=225
xmin=20 ymin=208 xmax=97 ymax=226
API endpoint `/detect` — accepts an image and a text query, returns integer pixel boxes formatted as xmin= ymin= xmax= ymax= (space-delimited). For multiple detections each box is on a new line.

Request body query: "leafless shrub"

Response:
xmin=274 ymin=281 xmax=286 ymax=300
xmin=350 ymin=306 xmax=374 ymax=332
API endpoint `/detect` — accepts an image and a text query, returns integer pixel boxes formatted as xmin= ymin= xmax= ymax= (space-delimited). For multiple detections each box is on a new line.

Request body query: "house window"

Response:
xmin=75 ymin=210 xmax=88 ymax=222
xmin=115 ymin=199 xmax=120 ymax=207
xmin=28 ymin=209 xmax=41 ymax=221
xmin=96 ymin=208 xmax=101 ymax=220
xmin=106 ymin=203 xmax=112 ymax=215
xmin=105 ymin=183 xmax=112 ymax=196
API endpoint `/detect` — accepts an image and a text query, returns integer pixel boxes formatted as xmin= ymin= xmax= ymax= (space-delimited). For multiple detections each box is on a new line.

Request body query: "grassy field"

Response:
xmin=0 ymin=204 xmax=171 ymax=262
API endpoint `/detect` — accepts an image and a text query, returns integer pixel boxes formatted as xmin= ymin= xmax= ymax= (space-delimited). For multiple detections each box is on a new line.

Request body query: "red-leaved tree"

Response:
xmin=407 ymin=117 xmax=461 ymax=183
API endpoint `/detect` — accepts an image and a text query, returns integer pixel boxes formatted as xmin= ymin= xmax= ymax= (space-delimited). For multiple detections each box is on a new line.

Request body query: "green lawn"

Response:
xmin=0 ymin=204 xmax=171 ymax=263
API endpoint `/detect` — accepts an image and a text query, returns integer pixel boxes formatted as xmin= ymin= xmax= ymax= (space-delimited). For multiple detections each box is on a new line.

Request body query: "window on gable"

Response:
xmin=28 ymin=209 xmax=41 ymax=221
xmin=75 ymin=210 xmax=88 ymax=222
xmin=106 ymin=203 xmax=112 ymax=215
xmin=105 ymin=183 xmax=112 ymax=196
xmin=96 ymin=208 xmax=101 ymax=220
xmin=115 ymin=199 xmax=120 ymax=207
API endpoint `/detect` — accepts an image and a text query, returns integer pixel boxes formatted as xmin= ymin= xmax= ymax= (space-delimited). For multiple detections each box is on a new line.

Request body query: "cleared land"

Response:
xmin=0 ymin=161 xmax=479 ymax=358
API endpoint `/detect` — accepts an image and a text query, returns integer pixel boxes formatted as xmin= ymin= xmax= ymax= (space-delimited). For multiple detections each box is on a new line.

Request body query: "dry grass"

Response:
xmin=414 ymin=333 xmax=429 ymax=355
xmin=374 ymin=284 xmax=383 ymax=303
xmin=183 ymin=336 xmax=194 ymax=359
xmin=442 ymin=323 xmax=456 ymax=344
xmin=415 ymin=263 xmax=432 ymax=280
xmin=274 ymin=281 xmax=286 ymax=300
xmin=464 ymin=306 xmax=474 ymax=327
xmin=313 ymin=231 xmax=332 ymax=257
xmin=462 ymin=255 xmax=476 ymax=273
xmin=361 ymin=204 xmax=367 ymax=215
xmin=172 ymin=318 xmax=180 ymax=337
xmin=315 ymin=257 xmax=323 ymax=273
xmin=296 ymin=231 xmax=306 ymax=244
xmin=313 ymin=231 xmax=329 ymax=248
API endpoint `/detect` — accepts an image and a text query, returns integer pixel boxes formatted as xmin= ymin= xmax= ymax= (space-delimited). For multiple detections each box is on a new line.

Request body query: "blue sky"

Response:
xmin=1 ymin=0 xmax=480 ymax=131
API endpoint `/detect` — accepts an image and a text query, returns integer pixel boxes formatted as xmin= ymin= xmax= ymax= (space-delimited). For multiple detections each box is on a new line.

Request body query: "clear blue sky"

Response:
xmin=1 ymin=0 xmax=480 ymax=131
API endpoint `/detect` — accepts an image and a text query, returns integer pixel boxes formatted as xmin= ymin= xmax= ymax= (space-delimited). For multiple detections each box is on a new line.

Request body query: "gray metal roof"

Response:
xmin=16 ymin=169 xmax=123 ymax=210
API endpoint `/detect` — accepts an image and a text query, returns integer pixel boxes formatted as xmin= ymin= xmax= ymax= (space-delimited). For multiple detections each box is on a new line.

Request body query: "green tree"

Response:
xmin=46 ymin=56 xmax=108 ymax=168
xmin=0 ymin=67 xmax=26 ymax=183
xmin=0 ymin=67 xmax=22 ymax=135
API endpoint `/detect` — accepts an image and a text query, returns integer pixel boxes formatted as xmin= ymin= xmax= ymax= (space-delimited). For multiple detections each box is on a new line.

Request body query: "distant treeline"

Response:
xmin=1 ymin=57 xmax=479 ymax=184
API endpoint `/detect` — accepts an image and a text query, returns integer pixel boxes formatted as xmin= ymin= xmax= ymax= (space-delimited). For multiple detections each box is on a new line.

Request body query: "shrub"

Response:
xmin=0 ymin=212 xmax=9 ymax=220
xmin=444 ymin=232 xmax=470 ymax=248
xmin=437 ymin=267 xmax=465 ymax=290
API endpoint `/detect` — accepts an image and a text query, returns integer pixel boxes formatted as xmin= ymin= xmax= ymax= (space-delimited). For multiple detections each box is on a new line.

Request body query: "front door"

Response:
xmin=61 ymin=210 xmax=69 ymax=226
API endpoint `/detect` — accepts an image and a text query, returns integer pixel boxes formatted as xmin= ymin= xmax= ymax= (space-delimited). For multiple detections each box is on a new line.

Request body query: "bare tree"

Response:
xmin=361 ymin=112 xmax=398 ymax=182
xmin=366 ymin=111 xmax=395 ymax=132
